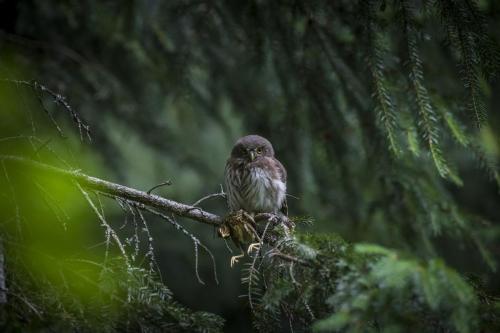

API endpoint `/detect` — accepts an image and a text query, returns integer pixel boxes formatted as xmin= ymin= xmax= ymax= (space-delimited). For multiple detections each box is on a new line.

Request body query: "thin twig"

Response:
xmin=146 ymin=180 xmax=172 ymax=195
xmin=0 ymin=79 xmax=92 ymax=141
xmin=8 ymin=291 xmax=42 ymax=318
xmin=120 ymin=199 xmax=220 ymax=285
xmin=0 ymin=135 xmax=71 ymax=168
xmin=1 ymin=160 xmax=22 ymax=238
xmin=191 ymin=185 xmax=226 ymax=207
xmin=269 ymin=251 xmax=313 ymax=267
xmin=135 ymin=206 xmax=158 ymax=273
xmin=76 ymin=183 xmax=131 ymax=268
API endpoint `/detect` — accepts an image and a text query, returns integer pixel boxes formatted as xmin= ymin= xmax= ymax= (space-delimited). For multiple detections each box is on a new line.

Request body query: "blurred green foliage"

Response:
xmin=0 ymin=0 xmax=500 ymax=332
xmin=0 ymin=97 xmax=223 ymax=331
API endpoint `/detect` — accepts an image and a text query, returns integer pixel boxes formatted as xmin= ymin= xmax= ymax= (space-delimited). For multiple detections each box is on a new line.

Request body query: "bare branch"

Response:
xmin=0 ymin=154 xmax=310 ymax=272
xmin=0 ymin=155 xmax=223 ymax=226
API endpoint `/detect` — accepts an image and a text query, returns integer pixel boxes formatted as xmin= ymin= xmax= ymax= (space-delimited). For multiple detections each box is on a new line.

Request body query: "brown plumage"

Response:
xmin=224 ymin=135 xmax=287 ymax=216
xmin=222 ymin=135 xmax=289 ymax=266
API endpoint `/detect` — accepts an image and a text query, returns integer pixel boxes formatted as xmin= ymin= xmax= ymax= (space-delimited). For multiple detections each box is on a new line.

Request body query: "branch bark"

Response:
xmin=0 ymin=155 xmax=223 ymax=226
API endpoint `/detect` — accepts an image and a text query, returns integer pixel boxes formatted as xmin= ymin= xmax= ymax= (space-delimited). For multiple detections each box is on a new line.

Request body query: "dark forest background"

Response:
xmin=0 ymin=0 xmax=499 ymax=332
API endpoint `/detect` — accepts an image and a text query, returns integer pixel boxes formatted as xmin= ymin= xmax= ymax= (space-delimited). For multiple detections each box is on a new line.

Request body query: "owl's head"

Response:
xmin=230 ymin=135 xmax=275 ymax=162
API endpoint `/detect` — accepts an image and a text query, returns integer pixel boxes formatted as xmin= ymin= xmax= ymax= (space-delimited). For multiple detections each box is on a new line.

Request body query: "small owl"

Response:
xmin=223 ymin=135 xmax=288 ymax=266
xmin=224 ymin=135 xmax=287 ymax=216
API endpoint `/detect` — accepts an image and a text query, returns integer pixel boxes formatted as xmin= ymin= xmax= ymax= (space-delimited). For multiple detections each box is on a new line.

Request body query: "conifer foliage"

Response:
xmin=0 ymin=0 xmax=499 ymax=332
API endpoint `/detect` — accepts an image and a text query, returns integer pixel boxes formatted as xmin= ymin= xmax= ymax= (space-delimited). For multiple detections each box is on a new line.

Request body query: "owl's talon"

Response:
xmin=247 ymin=242 xmax=261 ymax=254
xmin=230 ymin=254 xmax=244 ymax=267
xmin=241 ymin=211 xmax=256 ymax=225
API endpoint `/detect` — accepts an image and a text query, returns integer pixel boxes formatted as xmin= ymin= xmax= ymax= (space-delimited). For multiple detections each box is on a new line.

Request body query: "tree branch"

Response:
xmin=0 ymin=155 xmax=223 ymax=226
xmin=0 ymin=154 xmax=314 ymax=270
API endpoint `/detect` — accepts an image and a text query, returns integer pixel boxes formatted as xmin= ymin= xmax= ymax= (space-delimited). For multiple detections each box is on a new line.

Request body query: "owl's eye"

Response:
xmin=256 ymin=147 xmax=263 ymax=154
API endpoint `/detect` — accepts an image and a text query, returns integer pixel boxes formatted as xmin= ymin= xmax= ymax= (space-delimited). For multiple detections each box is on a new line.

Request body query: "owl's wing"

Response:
xmin=273 ymin=158 xmax=288 ymax=216
xmin=274 ymin=158 xmax=287 ymax=183
xmin=224 ymin=159 xmax=241 ymax=212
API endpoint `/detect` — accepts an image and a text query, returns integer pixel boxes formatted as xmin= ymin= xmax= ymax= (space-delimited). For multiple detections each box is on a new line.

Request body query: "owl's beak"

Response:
xmin=249 ymin=150 xmax=256 ymax=161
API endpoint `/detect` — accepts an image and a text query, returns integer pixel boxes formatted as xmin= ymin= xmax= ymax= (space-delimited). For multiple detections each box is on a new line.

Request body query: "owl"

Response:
xmin=223 ymin=135 xmax=288 ymax=265
xmin=225 ymin=134 xmax=287 ymax=216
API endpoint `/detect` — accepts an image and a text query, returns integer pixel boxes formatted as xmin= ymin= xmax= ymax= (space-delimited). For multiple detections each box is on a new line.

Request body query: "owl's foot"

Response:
xmin=241 ymin=210 xmax=255 ymax=223
xmin=247 ymin=242 xmax=261 ymax=254
xmin=217 ymin=224 xmax=231 ymax=239
xmin=230 ymin=254 xmax=245 ymax=267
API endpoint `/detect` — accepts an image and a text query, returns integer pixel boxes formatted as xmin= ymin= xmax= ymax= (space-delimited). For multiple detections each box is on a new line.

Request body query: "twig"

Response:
xmin=32 ymin=85 xmax=65 ymax=138
xmin=8 ymin=291 xmax=42 ymax=318
xmin=269 ymin=251 xmax=313 ymax=267
xmin=0 ymin=79 xmax=92 ymax=141
xmin=147 ymin=180 xmax=172 ymax=194
xmin=1 ymin=160 xmax=22 ymax=238
xmin=33 ymin=180 xmax=67 ymax=230
xmin=191 ymin=185 xmax=226 ymax=207
xmin=125 ymin=202 xmax=140 ymax=261
xmin=191 ymin=192 xmax=226 ymax=207
xmin=0 ymin=135 xmax=71 ymax=168
xmin=135 ymin=206 xmax=158 ymax=273
xmin=286 ymin=193 xmax=300 ymax=200
xmin=111 ymin=197 xmax=219 ymax=285
xmin=141 ymin=206 xmax=219 ymax=285
xmin=76 ymin=183 xmax=131 ymax=268
xmin=0 ymin=239 xmax=7 ymax=304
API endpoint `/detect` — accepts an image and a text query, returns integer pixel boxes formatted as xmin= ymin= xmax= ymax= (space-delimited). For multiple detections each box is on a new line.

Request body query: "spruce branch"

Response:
xmin=400 ymin=0 xmax=459 ymax=184
xmin=436 ymin=0 xmax=487 ymax=127
xmin=461 ymin=0 xmax=500 ymax=80
xmin=366 ymin=0 xmax=401 ymax=156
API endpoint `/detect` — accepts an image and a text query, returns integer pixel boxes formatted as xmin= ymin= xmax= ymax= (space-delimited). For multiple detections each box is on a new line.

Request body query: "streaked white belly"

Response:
xmin=227 ymin=167 xmax=286 ymax=213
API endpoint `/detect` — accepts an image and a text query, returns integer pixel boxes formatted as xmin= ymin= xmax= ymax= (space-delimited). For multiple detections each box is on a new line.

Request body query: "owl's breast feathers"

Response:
xmin=225 ymin=156 xmax=287 ymax=215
